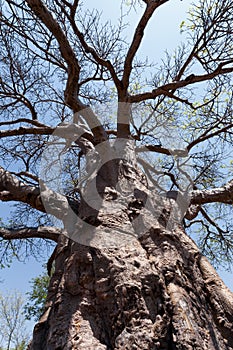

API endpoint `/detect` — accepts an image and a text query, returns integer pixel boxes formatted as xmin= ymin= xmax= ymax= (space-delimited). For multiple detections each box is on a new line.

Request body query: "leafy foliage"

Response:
xmin=24 ymin=268 xmax=51 ymax=321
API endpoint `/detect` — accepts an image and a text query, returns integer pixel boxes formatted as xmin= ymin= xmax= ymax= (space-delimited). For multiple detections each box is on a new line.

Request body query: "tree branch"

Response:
xmin=184 ymin=204 xmax=200 ymax=220
xmin=26 ymin=0 xmax=80 ymax=109
xmin=117 ymin=1 xmax=168 ymax=138
xmin=0 ymin=126 xmax=54 ymax=138
xmin=0 ymin=118 xmax=48 ymax=128
xmin=130 ymin=64 xmax=233 ymax=103
xmin=0 ymin=166 xmax=79 ymax=221
xmin=0 ymin=123 xmax=95 ymax=144
xmin=25 ymin=0 xmax=107 ymax=143
xmin=122 ymin=0 xmax=168 ymax=91
xmin=138 ymin=157 xmax=180 ymax=190
xmin=191 ymin=179 xmax=233 ymax=205
xmin=199 ymin=206 xmax=227 ymax=237
xmin=0 ymin=9 xmax=66 ymax=70
xmin=63 ymin=9 xmax=121 ymax=89
xmin=0 ymin=226 xmax=61 ymax=242
xmin=136 ymin=144 xmax=188 ymax=157
xmin=0 ymin=166 xmax=45 ymax=212
xmin=187 ymin=122 xmax=233 ymax=152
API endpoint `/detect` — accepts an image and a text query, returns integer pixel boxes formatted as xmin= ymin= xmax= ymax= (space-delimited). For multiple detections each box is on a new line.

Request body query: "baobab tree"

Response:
xmin=0 ymin=0 xmax=233 ymax=349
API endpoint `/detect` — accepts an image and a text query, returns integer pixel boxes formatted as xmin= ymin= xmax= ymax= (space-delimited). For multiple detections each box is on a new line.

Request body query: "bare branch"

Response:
xmin=122 ymin=0 xmax=168 ymax=91
xmin=136 ymin=145 xmax=188 ymax=157
xmin=0 ymin=12 xmax=66 ymax=70
xmin=130 ymin=64 xmax=233 ymax=103
xmin=191 ymin=179 xmax=233 ymax=205
xmin=25 ymin=0 xmax=107 ymax=143
xmin=0 ymin=126 xmax=54 ymax=138
xmin=0 ymin=166 xmax=80 ymax=221
xmin=0 ymin=226 xmax=61 ymax=242
xmin=0 ymin=123 xmax=95 ymax=144
xmin=136 ymin=144 xmax=171 ymax=155
xmin=26 ymin=0 xmax=80 ymax=109
xmin=64 ymin=11 xmax=121 ymax=89
xmin=187 ymin=122 xmax=233 ymax=152
xmin=199 ymin=206 xmax=227 ymax=237
xmin=0 ymin=166 xmax=45 ymax=212
xmin=11 ymin=171 xmax=39 ymax=183
xmin=0 ymin=119 xmax=48 ymax=128
xmin=138 ymin=157 xmax=180 ymax=190
xmin=116 ymin=1 xmax=169 ymax=138
xmin=185 ymin=204 xmax=200 ymax=220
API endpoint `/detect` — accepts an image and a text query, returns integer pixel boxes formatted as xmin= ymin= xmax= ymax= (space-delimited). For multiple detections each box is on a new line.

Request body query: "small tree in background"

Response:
xmin=24 ymin=270 xmax=50 ymax=322
xmin=0 ymin=291 xmax=29 ymax=350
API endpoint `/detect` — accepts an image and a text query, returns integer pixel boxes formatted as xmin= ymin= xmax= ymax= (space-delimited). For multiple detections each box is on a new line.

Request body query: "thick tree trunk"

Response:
xmin=30 ymin=211 xmax=233 ymax=349
xmin=30 ymin=143 xmax=233 ymax=349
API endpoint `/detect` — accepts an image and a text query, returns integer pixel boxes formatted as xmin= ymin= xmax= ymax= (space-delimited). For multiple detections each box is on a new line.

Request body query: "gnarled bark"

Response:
xmin=29 ymin=186 xmax=233 ymax=349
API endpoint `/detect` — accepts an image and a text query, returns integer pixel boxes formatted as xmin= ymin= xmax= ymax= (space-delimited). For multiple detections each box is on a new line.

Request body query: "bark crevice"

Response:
xmin=29 ymin=166 xmax=233 ymax=350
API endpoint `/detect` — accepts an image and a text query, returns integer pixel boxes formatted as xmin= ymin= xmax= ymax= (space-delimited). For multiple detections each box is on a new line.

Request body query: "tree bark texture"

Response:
xmin=29 ymin=190 xmax=233 ymax=349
